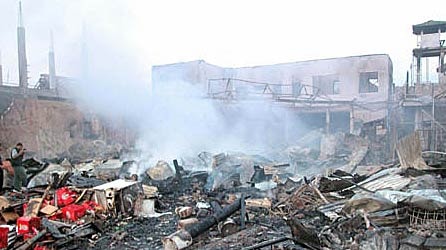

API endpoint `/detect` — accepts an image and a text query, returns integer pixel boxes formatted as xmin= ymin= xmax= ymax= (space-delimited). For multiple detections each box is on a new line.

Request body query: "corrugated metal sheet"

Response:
xmin=361 ymin=174 xmax=411 ymax=192
xmin=346 ymin=168 xmax=411 ymax=193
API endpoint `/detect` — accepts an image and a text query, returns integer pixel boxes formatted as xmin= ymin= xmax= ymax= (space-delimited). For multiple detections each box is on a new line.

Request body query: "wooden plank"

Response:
xmin=40 ymin=205 xmax=58 ymax=216
xmin=24 ymin=198 xmax=43 ymax=217
xmin=245 ymin=198 xmax=272 ymax=209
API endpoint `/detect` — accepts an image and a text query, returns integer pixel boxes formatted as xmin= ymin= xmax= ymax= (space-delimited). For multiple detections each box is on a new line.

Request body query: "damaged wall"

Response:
xmin=0 ymin=98 xmax=134 ymax=159
xmin=152 ymin=54 xmax=393 ymax=104
xmin=152 ymin=55 xmax=393 ymax=139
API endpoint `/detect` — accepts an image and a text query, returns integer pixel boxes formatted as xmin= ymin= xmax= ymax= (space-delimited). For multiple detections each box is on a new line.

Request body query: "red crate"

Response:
xmin=61 ymin=204 xmax=86 ymax=221
xmin=0 ymin=227 xmax=9 ymax=249
xmin=16 ymin=217 xmax=41 ymax=235
xmin=56 ymin=187 xmax=77 ymax=207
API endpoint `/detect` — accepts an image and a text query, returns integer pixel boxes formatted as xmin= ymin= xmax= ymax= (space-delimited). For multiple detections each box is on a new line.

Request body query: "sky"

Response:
xmin=0 ymin=0 xmax=445 ymax=87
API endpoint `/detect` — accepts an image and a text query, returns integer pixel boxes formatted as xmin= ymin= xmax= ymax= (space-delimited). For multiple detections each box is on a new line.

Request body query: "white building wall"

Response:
xmin=152 ymin=54 xmax=393 ymax=103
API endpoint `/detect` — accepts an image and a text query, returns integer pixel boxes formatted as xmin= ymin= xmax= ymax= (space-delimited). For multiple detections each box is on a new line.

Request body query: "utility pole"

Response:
xmin=48 ymin=31 xmax=56 ymax=89
xmin=17 ymin=1 xmax=28 ymax=88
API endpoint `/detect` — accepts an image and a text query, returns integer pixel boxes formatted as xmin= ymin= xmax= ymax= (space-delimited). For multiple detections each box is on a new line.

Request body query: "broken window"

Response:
xmin=359 ymin=72 xmax=379 ymax=93
xmin=333 ymin=80 xmax=340 ymax=95
xmin=312 ymin=74 xmax=339 ymax=95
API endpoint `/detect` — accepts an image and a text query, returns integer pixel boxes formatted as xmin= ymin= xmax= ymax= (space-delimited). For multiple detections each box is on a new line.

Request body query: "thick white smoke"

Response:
xmin=71 ymin=67 xmax=307 ymax=174
xmin=62 ymin=8 xmax=309 ymax=174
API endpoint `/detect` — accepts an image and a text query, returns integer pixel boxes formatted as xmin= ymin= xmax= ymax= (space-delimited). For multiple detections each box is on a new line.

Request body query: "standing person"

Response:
xmin=11 ymin=143 xmax=26 ymax=191
xmin=0 ymin=143 xmax=4 ymax=192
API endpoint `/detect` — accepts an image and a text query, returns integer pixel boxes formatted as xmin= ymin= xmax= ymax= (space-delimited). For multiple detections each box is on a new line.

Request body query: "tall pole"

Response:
xmin=17 ymin=1 xmax=28 ymax=88
xmin=48 ymin=31 xmax=56 ymax=89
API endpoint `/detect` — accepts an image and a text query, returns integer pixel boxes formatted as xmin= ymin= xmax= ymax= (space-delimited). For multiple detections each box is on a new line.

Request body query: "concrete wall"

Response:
xmin=233 ymin=54 xmax=392 ymax=103
xmin=152 ymin=55 xmax=393 ymax=129
xmin=152 ymin=54 xmax=393 ymax=103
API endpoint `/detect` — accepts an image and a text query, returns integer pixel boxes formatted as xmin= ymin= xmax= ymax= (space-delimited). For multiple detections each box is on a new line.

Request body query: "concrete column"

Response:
xmin=325 ymin=109 xmax=330 ymax=134
xmin=350 ymin=106 xmax=354 ymax=134
xmin=414 ymin=108 xmax=422 ymax=130
xmin=416 ymin=56 xmax=421 ymax=85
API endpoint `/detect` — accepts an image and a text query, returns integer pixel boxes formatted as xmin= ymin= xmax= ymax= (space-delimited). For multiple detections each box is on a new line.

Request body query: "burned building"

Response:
xmin=398 ymin=20 xmax=446 ymax=152
xmin=153 ymin=54 xmax=393 ymax=145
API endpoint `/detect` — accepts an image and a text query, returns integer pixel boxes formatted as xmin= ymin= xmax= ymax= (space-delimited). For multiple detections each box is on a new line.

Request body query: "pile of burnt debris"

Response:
xmin=1 ymin=131 xmax=446 ymax=249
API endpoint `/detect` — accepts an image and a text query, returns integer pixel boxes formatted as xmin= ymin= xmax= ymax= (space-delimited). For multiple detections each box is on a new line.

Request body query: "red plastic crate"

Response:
xmin=56 ymin=187 xmax=77 ymax=207
xmin=16 ymin=217 xmax=41 ymax=235
xmin=0 ymin=227 xmax=9 ymax=249
xmin=61 ymin=204 xmax=86 ymax=221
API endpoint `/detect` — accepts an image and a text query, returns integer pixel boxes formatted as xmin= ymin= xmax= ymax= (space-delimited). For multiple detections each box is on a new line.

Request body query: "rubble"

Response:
xmin=147 ymin=160 xmax=175 ymax=181
xmin=0 ymin=131 xmax=445 ymax=249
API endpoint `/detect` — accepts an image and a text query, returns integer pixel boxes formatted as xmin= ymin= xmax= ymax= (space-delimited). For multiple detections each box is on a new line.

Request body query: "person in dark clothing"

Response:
xmin=11 ymin=143 xmax=26 ymax=191
xmin=0 ymin=143 xmax=3 ymax=165
xmin=0 ymin=143 xmax=3 ymax=192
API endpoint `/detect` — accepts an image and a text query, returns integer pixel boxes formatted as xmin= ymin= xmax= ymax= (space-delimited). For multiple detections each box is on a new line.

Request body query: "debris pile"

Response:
xmin=1 ymin=132 xmax=445 ymax=249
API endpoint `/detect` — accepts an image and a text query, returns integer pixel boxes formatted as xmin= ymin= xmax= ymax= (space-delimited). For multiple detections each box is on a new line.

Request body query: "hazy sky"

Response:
xmin=0 ymin=0 xmax=445 ymax=86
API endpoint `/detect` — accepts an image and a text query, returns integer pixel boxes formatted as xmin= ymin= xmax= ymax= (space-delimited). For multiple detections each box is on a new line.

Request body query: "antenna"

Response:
xmin=49 ymin=30 xmax=54 ymax=52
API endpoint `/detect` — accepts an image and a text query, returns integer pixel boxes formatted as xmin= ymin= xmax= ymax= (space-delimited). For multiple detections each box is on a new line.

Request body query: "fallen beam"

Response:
xmin=188 ymin=197 xmax=245 ymax=238
xmin=16 ymin=229 xmax=48 ymax=250
xmin=163 ymin=196 xmax=247 ymax=249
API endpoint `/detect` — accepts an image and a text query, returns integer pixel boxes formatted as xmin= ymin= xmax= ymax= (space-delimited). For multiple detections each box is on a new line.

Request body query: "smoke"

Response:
xmin=137 ymin=81 xmax=303 ymax=159
xmin=50 ymin=2 xmax=310 ymax=174
xmin=70 ymin=52 xmax=307 ymax=174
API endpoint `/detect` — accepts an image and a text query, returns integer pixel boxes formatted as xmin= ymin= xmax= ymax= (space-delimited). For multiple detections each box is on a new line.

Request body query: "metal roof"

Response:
xmin=413 ymin=20 xmax=446 ymax=35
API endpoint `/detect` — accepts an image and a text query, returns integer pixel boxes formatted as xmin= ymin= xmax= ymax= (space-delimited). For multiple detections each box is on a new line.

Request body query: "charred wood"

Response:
xmin=286 ymin=217 xmax=321 ymax=250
